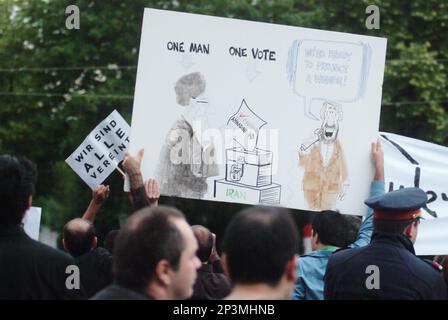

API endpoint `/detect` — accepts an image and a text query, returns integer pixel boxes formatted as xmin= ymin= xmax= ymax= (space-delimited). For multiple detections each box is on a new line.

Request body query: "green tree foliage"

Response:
xmin=0 ymin=0 xmax=446 ymax=241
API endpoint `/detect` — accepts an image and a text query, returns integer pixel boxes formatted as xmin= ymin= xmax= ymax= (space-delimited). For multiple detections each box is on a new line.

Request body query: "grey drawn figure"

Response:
xmin=298 ymin=101 xmax=349 ymax=210
xmin=155 ymin=72 xmax=219 ymax=199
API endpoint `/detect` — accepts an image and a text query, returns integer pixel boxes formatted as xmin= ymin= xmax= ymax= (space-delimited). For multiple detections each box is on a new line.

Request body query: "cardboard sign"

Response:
xmin=66 ymin=110 xmax=130 ymax=189
xmin=129 ymin=9 xmax=387 ymax=214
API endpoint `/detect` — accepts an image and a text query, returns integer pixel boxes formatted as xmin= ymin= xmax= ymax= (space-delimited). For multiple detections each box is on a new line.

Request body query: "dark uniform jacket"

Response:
xmin=0 ymin=225 xmax=86 ymax=300
xmin=75 ymin=247 xmax=113 ymax=298
xmin=324 ymin=231 xmax=447 ymax=300
xmin=91 ymin=284 xmax=152 ymax=300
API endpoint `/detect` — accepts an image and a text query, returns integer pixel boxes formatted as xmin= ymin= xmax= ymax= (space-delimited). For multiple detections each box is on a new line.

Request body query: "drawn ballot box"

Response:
xmin=225 ymin=147 xmax=273 ymax=187
xmin=214 ymin=146 xmax=281 ymax=204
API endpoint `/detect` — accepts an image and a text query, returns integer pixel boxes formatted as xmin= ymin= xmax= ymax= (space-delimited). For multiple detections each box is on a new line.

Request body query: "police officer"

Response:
xmin=324 ymin=187 xmax=447 ymax=300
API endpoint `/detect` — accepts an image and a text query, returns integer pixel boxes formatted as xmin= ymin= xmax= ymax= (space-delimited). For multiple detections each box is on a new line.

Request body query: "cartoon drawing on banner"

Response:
xmin=298 ymin=101 xmax=349 ymax=210
xmin=155 ymin=72 xmax=219 ymax=198
xmin=129 ymin=9 xmax=387 ymax=214
xmin=286 ymin=39 xmax=372 ymax=120
xmin=214 ymin=99 xmax=281 ymax=204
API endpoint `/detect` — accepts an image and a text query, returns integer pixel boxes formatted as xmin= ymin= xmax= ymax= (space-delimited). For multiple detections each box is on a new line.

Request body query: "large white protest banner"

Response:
xmin=22 ymin=207 xmax=41 ymax=241
xmin=129 ymin=9 xmax=387 ymax=214
xmin=66 ymin=110 xmax=130 ymax=189
xmin=381 ymin=132 xmax=448 ymax=255
xmin=415 ymin=218 xmax=448 ymax=255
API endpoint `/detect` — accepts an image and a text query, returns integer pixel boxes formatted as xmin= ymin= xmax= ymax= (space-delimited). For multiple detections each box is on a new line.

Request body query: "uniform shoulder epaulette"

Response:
xmin=422 ymin=259 xmax=444 ymax=272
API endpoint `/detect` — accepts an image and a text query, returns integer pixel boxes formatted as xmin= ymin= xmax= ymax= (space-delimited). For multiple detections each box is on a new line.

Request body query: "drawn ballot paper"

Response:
xmin=227 ymin=99 xmax=267 ymax=152
xmin=22 ymin=207 xmax=42 ymax=241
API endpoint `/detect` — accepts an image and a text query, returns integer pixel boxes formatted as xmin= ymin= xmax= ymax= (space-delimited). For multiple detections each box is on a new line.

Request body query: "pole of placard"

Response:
xmin=116 ymin=166 xmax=126 ymax=177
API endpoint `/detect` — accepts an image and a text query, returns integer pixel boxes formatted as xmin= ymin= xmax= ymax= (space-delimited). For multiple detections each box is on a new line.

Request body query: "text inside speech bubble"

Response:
xmin=287 ymin=40 xmax=371 ymax=120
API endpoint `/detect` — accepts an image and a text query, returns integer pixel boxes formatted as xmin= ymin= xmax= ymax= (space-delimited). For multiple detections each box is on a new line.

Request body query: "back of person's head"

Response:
xmin=0 ymin=155 xmax=37 ymax=227
xmin=373 ymin=218 xmax=418 ymax=235
xmin=112 ymin=206 xmax=187 ymax=293
xmin=344 ymin=215 xmax=362 ymax=246
xmin=62 ymin=218 xmax=97 ymax=257
xmin=367 ymin=187 xmax=426 ymax=244
xmin=104 ymin=229 xmax=119 ymax=253
xmin=222 ymin=206 xmax=298 ymax=286
xmin=311 ymin=210 xmax=351 ymax=247
xmin=191 ymin=225 xmax=213 ymax=263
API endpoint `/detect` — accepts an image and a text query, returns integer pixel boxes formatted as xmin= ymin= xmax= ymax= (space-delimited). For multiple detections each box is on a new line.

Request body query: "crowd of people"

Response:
xmin=0 ymin=140 xmax=447 ymax=300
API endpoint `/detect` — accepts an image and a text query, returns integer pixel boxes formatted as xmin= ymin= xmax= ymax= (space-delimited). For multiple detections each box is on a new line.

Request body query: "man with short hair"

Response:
xmin=222 ymin=206 xmax=298 ymax=300
xmin=62 ymin=184 xmax=113 ymax=298
xmin=190 ymin=225 xmax=231 ymax=300
xmin=92 ymin=206 xmax=201 ymax=300
xmin=63 ymin=218 xmax=98 ymax=257
xmin=0 ymin=154 xmax=85 ymax=299
xmin=324 ymin=187 xmax=447 ymax=299
xmin=104 ymin=229 xmax=119 ymax=253
xmin=62 ymin=217 xmax=113 ymax=298
xmin=293 ymin=140 xmax=385 ymax=300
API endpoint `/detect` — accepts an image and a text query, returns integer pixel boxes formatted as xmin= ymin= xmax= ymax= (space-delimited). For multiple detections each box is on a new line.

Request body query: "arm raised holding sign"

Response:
xmin=123 ymin=149 xmax=160 ymax=211
xmin=144 ymin=178 xmax=160 ymax=207
xmin=123 ymin=149 xmax=145 ymax=189
xmin=82 ymin=185 xmax=110 ymax=223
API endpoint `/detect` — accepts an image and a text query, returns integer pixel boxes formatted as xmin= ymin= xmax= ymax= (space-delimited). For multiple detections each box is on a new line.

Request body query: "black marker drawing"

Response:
xmin=381 ymin=134 xmax=437 ymax=218
xmin=214 ymin=99 xmax=281 ymax=204
xmin=226 ymin=99 xmax=266 ymax=151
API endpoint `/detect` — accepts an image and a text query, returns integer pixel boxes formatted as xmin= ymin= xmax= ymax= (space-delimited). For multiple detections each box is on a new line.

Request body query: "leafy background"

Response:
xmin=1 ymin=0 xmax=446 ymax=250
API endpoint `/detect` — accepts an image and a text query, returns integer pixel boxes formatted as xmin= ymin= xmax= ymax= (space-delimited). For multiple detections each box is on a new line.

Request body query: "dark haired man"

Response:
xmin=92 ymin=206 xmax=201 ymax=300
xmin=222 ymin=206 xmax=299 ymax=299
xmin=190 ymin=225 xmax=231 ymax=300
xmin=104 ymin=229 xmax=119 ymax=253
xmin=0 ymin=154 xmax=85 ymax=299
xmin=62 ymin=185 xmax=113 ymax=298
xmin=62 ymin=219 xmax=112 ymax=298
xmin=63 ymin=218 xmax=98 ymax=257
xmin=324 ymin=187 xmax=447 ymax=299
xmin=293 ymin=140 xmax=385 ymax=300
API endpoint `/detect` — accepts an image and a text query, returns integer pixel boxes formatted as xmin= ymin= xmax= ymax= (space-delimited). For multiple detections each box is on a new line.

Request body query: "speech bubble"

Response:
xmin=287 ymin=40 xmax=371 ymax=120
